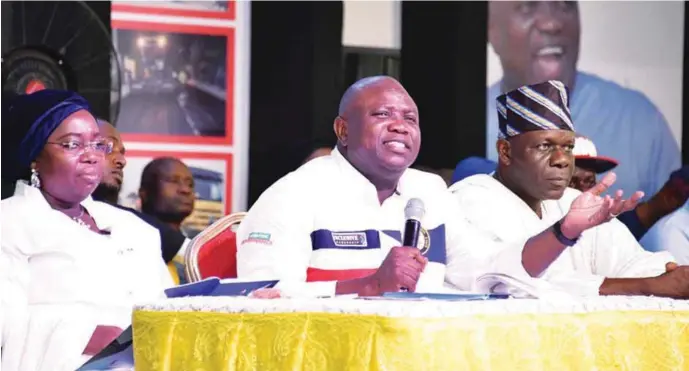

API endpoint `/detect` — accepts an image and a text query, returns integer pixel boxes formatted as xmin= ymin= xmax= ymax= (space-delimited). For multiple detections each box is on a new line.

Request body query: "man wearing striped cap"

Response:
xmin=450 ymin=81 xmax=689 ymax=299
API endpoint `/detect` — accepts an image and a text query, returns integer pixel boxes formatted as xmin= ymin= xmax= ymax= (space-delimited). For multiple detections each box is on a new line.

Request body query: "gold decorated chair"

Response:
xmin=184 ymin=212 xmax=246 ymax=283
xmin=167 ymin=261 xmax=181 ymax=285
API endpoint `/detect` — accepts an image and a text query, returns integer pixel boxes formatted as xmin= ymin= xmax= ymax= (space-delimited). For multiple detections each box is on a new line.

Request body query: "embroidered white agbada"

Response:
xmin=1 ymin=181 xmax=174 ymax=371
xmin=448 ymin=174 xmax=674 ymax=296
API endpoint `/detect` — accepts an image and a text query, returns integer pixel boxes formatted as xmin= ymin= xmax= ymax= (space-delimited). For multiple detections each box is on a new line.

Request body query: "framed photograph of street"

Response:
xmin=112 ymin=1 xmax=235 ymax=20
xmin=112 ymin=20 xmax=235 ymax=145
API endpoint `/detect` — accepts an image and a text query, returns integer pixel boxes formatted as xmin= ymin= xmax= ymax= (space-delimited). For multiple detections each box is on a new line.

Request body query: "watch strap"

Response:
xmin=553 ymin=220 xmax=579 ymax=246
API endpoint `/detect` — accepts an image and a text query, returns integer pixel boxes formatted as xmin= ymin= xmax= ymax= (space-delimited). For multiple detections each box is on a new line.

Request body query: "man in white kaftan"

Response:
xmin=450 ymin=175 xmax=672 ymax=296
xmin=450 ymin=80 xmax=687 ymax=298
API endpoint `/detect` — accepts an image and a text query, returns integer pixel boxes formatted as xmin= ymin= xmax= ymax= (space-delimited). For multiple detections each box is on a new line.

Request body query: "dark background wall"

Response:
xmin=248 ymin=1 xmax=344 ymax=205
xmin=400 ymin=1 xmax=488 ymax=170
xmin=682 ymin=3 xmax=689 ymax=165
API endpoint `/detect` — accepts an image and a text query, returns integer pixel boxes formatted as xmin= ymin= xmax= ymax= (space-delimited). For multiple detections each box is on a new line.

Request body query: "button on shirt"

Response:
xmin=486 ymin=72 xmax=681 ymax=198
xmin=236 ymin=148 xmax=531 ymax=297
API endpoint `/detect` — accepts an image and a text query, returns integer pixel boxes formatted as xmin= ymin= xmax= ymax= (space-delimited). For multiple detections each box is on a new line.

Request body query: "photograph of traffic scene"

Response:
xmin=113 ymin=28 xmax=229 ymax=138
xmin=114 ymin=1 xmax=229 ymax=12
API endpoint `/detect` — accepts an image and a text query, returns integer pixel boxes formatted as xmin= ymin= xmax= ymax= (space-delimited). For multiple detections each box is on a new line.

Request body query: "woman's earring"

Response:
xmin=30 ymin=169 xmax=41 ymax=188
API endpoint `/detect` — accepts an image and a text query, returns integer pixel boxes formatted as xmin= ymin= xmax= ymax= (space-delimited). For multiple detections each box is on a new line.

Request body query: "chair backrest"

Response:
xmin=184 ymin=212 xmax=246 ymax=283
xmin=167 ymin=261 xmax=181 ymax=286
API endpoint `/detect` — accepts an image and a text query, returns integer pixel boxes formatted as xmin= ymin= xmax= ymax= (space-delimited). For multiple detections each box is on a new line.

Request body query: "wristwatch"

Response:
xmin=553 ymin=220 xmax=579 ymax=246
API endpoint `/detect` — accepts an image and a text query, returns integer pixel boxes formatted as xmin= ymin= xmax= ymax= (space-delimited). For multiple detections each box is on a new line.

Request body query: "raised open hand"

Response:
xmin=561 ymin=172 xmax=644 ymax=237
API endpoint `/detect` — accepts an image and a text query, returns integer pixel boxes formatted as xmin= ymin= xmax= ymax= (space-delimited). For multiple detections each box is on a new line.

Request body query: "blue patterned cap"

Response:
xmin=496 ymin=80 xmax=574 ymax=139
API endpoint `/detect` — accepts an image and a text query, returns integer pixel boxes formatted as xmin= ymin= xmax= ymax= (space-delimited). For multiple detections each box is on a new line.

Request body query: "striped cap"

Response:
xmin=496 ymin=80 xmax=575 ymax=139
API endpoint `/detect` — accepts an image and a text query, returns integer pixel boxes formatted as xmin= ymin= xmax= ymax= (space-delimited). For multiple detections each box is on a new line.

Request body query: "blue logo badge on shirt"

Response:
xmin=331 ymin=232 xmax=368 ymax=247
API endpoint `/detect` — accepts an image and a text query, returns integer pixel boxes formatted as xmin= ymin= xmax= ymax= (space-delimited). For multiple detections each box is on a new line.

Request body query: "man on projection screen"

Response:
xmin=485 ymin=1 xmax=681 ymax=200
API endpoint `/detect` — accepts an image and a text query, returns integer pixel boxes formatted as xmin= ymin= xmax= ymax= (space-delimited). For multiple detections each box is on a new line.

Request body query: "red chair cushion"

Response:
xmin=196 ymin=228 xmax=238 ymax=279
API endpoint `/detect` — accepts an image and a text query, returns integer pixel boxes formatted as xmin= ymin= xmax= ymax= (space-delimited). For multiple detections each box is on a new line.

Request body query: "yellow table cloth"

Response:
xmin=132 ymin=297 xmax=689 ymax=371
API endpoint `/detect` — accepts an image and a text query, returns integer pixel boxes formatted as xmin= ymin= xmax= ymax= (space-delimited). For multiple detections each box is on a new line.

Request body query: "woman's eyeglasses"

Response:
xmin=46 ymin=140 xmax=114 ymax=154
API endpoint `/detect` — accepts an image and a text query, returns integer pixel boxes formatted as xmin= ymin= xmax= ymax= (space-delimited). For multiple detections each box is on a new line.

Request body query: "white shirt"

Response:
xmin=449 ymin=174 xmax=674 ymax=296
xmin=236 ymin=148 xmax=531 ymax=297
xmin=1 ymin=181 xmax=174 ymax=371
xmin=640 ymin=200 xmax=689 ymax=264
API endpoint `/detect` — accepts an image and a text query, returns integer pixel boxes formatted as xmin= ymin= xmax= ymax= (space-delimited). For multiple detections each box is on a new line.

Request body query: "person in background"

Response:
xmin=303 ymin=146 xmax=334 ymax=164
xmin=451 ymin=157 xmax=498 ymax=185
xmin=570 ymin=136 xmax=689 ymax=240
xmin=236 ymin=76 xmax=638 ymax=298
xmin=90 ymin=119 xmax=126 ymax=205
xmin=640 ymin=199 xmax=689 ymax=265
xmin=486 ymin=0 xmax=681 ymax=199
xmin=567 ymin=136 xmax=618 ymax=192
xmin=412 ymin=165 xmax=455 ymax=186
xmin=1 ymin=90 xmax=173 ymax=371
xmin=91 ymin=119 xmax=189 ymax=265
xmin=139 ymin=157 xmax=195 ymax=234
xmin=450 ymin=81 xmax=687 ymax=298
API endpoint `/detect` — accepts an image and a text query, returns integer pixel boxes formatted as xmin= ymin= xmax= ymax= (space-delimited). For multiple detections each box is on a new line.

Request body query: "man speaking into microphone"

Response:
xmin=237 ymin=76 xmax=639 ymax=297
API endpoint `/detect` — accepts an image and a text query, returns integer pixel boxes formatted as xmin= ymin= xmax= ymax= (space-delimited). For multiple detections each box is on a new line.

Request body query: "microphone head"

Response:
xmin=404 ymin=198 xmax=425 ymax=221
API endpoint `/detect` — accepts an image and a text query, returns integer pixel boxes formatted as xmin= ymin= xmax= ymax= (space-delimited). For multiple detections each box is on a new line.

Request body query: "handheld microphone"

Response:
xmin=402 ymin=198 xmax=425 ymax=247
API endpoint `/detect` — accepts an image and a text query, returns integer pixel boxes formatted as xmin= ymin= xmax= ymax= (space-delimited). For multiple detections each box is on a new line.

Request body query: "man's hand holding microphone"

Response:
xmin=349 ymin=198 xmax=429 ymax=296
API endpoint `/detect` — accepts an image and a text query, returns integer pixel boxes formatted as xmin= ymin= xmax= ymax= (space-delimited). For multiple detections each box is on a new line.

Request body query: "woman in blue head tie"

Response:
xmin=1 ymin=90 xmax=174 ymax=371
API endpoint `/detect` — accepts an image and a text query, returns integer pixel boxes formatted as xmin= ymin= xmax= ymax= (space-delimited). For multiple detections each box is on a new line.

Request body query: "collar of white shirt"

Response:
xmin=13 ymin=180 xmax=116 ymax=232
xmin=330 ymin=147 xmax=406 ymax=198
